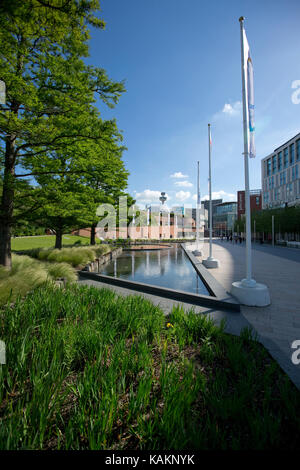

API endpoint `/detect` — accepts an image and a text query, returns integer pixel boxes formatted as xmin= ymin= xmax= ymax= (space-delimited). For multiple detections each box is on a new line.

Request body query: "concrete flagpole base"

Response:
xmin=192 ymin=250 xmax=202 ymax=256
xmin=202 ymin=257 xmax=219 ymax=269
xmin=231 ymin=279 xmax=270 ymax=307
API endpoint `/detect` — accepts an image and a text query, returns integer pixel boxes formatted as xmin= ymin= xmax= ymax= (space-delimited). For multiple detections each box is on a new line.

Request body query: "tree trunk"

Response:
xmin=90 ymin=223 xmax=97 ymax=245
xmin=0 ymin=135 xmax=16 ymax=268
xmin=55 ymin=229 xmax=63 ymax=249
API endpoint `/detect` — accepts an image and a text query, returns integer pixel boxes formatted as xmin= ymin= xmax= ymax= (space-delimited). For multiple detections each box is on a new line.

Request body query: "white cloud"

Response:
xmin=175 ymin=190 xmax=191 ymax=202
xmin=199 ymin=190 xmax=236 ymax=202
xmin=222 ymin=101 xmax=242 ymax=116
xmin=174 ymin=180 xmax=193 ymax=187
xmin=135 ymin=189 xmax=170 ymax=204
xmin=170 ymin=171 xmax=188 ymax=178
xmin=212 ymin=101 xmax=242 ymax=122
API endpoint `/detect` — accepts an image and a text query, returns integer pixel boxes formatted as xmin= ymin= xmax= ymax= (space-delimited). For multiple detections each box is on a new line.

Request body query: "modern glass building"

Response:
xmin=213 ymin=202 xmax=237 ymax=235
xmin=261 ymin=132 xmax=300 ymax=209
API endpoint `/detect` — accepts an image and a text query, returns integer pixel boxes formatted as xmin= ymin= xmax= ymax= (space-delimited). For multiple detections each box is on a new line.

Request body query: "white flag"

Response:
xmin=243 ymin=28 xmax=256 ymax=158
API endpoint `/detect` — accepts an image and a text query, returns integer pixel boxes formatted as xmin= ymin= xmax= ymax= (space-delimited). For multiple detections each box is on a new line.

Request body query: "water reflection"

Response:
xmin=100 ymin=244 xmax=209 ymax=296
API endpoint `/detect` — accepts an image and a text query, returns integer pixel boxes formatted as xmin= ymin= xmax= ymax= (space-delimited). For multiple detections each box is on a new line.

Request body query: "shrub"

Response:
xmin=45 ymin=262 xmax=78 ymax=283
xmin=0 ymin=255 xmax=77 ymax=306
xmin=0 ymin=256 xmax=48 ymax=306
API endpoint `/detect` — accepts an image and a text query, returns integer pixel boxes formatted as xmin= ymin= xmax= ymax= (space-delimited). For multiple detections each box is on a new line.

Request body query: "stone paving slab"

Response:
xmin=193 ymin=239 xmax=300 ymax=389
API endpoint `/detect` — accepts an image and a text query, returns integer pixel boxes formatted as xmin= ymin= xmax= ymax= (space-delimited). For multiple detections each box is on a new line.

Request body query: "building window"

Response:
xmin=280 ymin=172 xmax=283 ymax=186
xmin=296 ymin=164 xmax=299 ymax=180
xmin=272 ymin=155 xmax=277 ymax=173
xmin=297 ymin=140 xmax=300 ymax=161
xmin=267 ymin=158 xmax=271 ymax=176
xmin=292 ymin=166 xmax=295 ymax=181
xmin=256 ymin=196 xmax=260 ymax=205
xmin=284 ymin=148 xmax=288 ymax=168
xmin=278 ymin=152 xmax=282 ymax=171
xmin=283 ymin=171 xmax=286 ymax=185
xmin=290 ymin=143 xmax=295 ymax=165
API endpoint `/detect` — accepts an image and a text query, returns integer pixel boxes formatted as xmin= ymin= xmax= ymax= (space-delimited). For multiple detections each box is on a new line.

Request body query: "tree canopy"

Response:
xmin=0 ymin=0 xmax=129 ymax=265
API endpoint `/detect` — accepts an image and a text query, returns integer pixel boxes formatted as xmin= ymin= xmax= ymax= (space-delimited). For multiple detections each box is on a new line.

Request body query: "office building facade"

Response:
xmin=213 ymin=201 xmax=237 ymax=235
xmin=261 ymin=132 xmax=300 ymax=209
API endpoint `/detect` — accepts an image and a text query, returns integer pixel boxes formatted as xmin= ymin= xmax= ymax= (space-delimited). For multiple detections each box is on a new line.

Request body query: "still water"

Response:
xmin=100 ymin=244 xmax=210 ymax=296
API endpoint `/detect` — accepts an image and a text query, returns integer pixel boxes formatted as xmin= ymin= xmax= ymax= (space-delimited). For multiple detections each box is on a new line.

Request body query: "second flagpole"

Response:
xmin=203 ymin=123 xmax=219 ymax=269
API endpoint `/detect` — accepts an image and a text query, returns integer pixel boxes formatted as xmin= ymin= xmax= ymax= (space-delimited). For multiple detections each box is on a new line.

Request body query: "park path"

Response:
xmin=195 ymin=239 xmax=300 ymax=389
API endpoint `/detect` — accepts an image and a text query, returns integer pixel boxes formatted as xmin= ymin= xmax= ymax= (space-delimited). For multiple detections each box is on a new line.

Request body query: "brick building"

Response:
xmin=237 ymin=189 xmax=262 ymax=220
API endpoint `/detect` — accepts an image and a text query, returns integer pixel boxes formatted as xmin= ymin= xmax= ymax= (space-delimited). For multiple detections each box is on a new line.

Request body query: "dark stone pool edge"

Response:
xmin=78 ymin=270 xmax=240 ymax=312
xmin=181 ymin=243 xmax=240 ymax=311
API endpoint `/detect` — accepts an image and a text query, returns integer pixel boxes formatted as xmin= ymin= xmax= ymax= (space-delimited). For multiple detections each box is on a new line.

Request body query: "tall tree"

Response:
xmin=28 ymin=123 xmax=130 ymax=248
xmin=0 ymin=0 xmax=125 ymax=267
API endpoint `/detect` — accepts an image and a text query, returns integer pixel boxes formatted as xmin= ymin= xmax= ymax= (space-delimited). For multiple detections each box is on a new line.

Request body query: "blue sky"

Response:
xmin=88 ymin=0 xmax=300 ymax=208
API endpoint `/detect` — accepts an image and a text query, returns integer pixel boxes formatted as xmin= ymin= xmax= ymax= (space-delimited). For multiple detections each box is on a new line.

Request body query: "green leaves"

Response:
xmin=0 ymin=0 xmax=129 ymax=263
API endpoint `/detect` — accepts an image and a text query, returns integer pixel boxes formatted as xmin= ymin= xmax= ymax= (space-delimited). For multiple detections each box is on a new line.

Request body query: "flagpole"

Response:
xmin=203 ymin=124 xmax=219 ymax=268
xmin=230 ymin=17 xmax=270 ymax=306
xmin=193 ymin=161 xmax=201 ymax=255
xmin=208 ymin=124 xmax=212 ymax=259
xmin=196 ymin=160 xmax=200 ymax=249
xmin=239 ymin=16 xmax=255 ymax=287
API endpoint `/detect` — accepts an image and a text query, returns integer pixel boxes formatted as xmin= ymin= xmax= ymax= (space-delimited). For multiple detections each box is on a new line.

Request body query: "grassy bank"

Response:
xmin=0 ymin=283 xmax=299 ymax=450
xmin=0 ymin=255 xmax=77 ymax=306
xmin=28 ymin=244 xmax=111 ymax=267
xmin=0 ymin=245 xmax=111 ymax=306
xmin=11 ymin=235 xmax=101 ymax=252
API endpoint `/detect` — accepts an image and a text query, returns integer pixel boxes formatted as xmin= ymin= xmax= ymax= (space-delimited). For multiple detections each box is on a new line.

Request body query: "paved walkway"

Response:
xmin=196 ymin=239 xmax=300 ymax=389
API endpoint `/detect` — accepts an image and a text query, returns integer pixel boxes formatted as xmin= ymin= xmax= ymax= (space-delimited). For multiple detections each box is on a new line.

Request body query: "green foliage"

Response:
xmin=0 ymin=284 xmax=299 ymax=449
xmin=11 ymin=234 xmax=100 ymax=251
xmin=46 ymin=262 xmax=78 ymax=283
xmin=0 ymin=253 xmax=78 ymax=305
xmin=0 ymin=0 xmax=129 ymax=263
xmin=235 ymin=206 xmax=300 ymax=236
xmin=34 ymin=244 xmax=110 ymax=266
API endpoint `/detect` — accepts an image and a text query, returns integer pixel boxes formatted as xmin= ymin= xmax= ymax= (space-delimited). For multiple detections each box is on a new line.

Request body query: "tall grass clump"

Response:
xmin=0 ymin=255 xmax=77 ymax=306
xmin=0 ymin=284 xmax=299 ymax=450
xmin=34 ymin=244 xmax=111 ymax=267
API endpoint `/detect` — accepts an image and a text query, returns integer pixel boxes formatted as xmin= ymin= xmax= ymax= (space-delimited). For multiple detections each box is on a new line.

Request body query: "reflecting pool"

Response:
xmin=100 ymin=244 xmax=209 ymax=296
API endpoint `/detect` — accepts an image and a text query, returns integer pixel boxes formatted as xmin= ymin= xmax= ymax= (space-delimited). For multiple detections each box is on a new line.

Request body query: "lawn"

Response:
xmin=0 ymin=283 xmax=299 ymax=450
xmin=11 ymin=234 xmax=100 ymax=251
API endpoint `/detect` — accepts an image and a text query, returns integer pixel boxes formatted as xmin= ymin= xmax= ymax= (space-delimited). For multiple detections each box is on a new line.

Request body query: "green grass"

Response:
xmin=0 ymin=245 xmax=111 ymax=306
xmin=0 ymin=255 xmax=77 ymax=306
xmin=11 ymin=235 xmax=101 ymax=252
xmin=0 ymin=283 xmax=299 ymax=450
xmin=34 ymin=245 xmax=111 ymax=267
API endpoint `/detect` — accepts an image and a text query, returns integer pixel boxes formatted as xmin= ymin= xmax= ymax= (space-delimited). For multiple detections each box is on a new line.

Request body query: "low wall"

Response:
xmin=81 ymin=247 xmax=122 ymax=272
